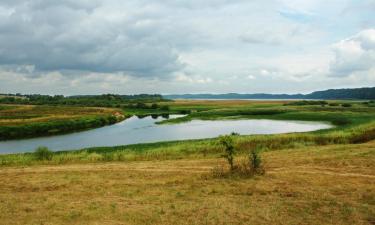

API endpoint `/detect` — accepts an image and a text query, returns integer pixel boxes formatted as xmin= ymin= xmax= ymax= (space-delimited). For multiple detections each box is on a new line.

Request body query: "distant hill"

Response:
xmin=164 ymin=87 xmax=375 ymax=100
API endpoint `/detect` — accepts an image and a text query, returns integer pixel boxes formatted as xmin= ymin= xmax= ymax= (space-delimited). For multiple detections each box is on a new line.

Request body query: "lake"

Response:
xmin=0 ymin=115 xmax=333 ymax=154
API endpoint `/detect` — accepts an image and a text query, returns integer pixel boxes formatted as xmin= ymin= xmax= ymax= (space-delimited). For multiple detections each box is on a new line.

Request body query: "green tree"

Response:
xmin=151 ymin=103 xmax=158 ymax=109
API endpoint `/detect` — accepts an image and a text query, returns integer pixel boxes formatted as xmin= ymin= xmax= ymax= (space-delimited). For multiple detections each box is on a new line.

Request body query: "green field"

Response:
xmin=0 ymin=100 xmax=374 ymax=224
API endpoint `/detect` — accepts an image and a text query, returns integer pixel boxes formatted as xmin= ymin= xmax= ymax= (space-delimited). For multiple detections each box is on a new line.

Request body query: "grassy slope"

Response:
xmin=0 ymin=141 xmax=374 ymax=225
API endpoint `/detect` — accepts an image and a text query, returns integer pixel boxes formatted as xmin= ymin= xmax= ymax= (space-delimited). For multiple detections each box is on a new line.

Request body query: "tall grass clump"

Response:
xmin=34 ymin=146 xmax=53 ymax=161
xmin=249 ymin=149 xmax=262 ymax=171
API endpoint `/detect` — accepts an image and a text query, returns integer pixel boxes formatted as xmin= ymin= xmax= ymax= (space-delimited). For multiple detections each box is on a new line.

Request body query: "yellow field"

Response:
xmin=1 ymin=141 xmax=374 ymax=225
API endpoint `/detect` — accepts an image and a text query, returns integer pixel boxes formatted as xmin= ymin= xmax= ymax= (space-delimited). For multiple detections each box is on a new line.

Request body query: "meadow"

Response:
xmin=0 ymin=141 xmax=373 ymax=225
xmin=0 ymin=99 xmax=374 ymax=224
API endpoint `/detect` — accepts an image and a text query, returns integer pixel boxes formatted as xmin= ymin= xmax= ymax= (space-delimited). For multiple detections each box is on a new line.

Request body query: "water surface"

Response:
xmin=0 ymin=115 xmax=332 ymax=154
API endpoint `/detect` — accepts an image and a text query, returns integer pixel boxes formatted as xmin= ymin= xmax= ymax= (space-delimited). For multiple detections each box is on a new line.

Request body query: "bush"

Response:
xmin=341 ymin=103 xmax=352 ymax=108
xmin=215 ymin=135 xmax=265 ymax=178
xmin=212 ymin=152 xmax=265 ymax=178
xmin=249 ymin=149 xmax=262 ymax=171
xmin=160 ymin=105 xmax=170 ymax=111
xmin=219 ymin=135 xmax=235 ymax=171
xmin=34 ymin=146 xmax=53 ymax=161
xmin=286 ymin=100 xmax=328 ymax=106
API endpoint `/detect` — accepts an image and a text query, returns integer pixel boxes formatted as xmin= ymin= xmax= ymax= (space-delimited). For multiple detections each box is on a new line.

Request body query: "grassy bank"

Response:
xmin=1 ymin=118 xmax=375 ymax=167
xmin=0 ymin=141 xmax=373 ymax=225
xmin=0 ymin=105 xmax=126 ymax=140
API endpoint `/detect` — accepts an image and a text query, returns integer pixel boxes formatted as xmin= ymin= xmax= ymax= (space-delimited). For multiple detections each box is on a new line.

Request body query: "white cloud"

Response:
xmin=247 ymin=75 xmax=256 ymax=80
xmin=330 ymin=29 xmax=375 ymax=77
xmin=240 ymin=29 xmax=288 ymax=45
xmin=175 ymin=73 xmax=212 ymax=84
xmin=260 ymin=69 xmax=271 ymax=76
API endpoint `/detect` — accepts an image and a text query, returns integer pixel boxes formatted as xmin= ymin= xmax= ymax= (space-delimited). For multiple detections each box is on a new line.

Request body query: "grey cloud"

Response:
xmin=0 ymin=0 xmax=193 ymax=77
xmin=0 ymin=0 xmax=374 ymax=95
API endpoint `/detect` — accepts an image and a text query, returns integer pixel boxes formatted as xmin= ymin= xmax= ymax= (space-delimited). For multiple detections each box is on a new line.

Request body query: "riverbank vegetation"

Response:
xmin=0 ymin=105 xmax=125 ymax=140
xmin=1 ymin=99 xmax=375 ymax=165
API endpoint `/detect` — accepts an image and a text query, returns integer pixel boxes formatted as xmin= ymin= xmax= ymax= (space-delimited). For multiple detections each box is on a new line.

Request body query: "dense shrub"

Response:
xmin=35 ymin=147 xmax=53 ymax=161
xmin=160 ymin=105 xmax=170 ymax=111
xmin=341 ymin=103 xmax=352 ymax=108
xmin=286 ymin=100 xmax=328 ymax=106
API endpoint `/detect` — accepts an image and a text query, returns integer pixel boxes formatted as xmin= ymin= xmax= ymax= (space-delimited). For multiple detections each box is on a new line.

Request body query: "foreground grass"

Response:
xmin=0 ymin=141 xmax=373 ymax=225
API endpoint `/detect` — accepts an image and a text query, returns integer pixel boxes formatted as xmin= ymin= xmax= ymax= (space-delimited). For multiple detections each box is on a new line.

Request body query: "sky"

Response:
xmin=0 ymin=0 xmax=374 ymax=95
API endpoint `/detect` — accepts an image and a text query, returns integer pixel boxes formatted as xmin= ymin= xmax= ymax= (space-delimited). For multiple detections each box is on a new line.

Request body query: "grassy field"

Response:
xmin=0 ymin=100 xmax=374 ymax=224
xmin=0 ymin=104 xmax=125 ymax=140
xmin=0 ymin=141 xmax=373 ymax=225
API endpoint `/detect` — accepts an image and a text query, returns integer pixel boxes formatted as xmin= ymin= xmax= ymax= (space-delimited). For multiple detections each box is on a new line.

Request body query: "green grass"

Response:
xmin=1 ymin=118 xmax=375 ymax=167
xmin=1 ymin=100 xmax=375 ymax=166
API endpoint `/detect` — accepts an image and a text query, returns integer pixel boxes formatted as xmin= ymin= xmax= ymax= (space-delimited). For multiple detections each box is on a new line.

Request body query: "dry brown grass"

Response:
xmin=0 ymin=141 xmax=374 ymax=225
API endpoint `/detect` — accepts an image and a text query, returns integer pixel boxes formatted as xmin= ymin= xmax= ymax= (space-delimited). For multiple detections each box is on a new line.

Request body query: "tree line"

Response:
xmin=0 ymin=94 xmax=169 ymax=108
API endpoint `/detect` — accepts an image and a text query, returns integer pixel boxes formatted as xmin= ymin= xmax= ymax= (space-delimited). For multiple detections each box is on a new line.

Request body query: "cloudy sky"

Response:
xmin=0 ymin=0 xmax=374 ymax=95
